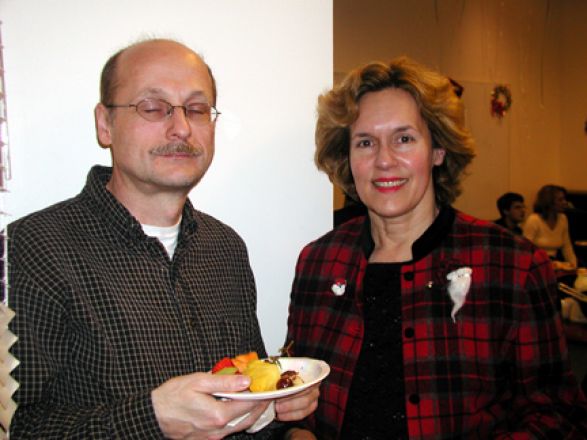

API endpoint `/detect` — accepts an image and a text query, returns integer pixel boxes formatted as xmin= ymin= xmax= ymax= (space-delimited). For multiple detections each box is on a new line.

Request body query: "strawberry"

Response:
xmin=211 ymin=357 xmax=235 ymax=374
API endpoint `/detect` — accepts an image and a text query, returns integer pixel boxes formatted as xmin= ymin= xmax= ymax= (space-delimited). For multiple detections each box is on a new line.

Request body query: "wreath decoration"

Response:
xmin=490 ymin=85 xmax=512 ymax=118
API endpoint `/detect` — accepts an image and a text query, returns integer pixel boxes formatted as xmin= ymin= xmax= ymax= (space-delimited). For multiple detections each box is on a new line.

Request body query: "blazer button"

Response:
xmin=403 ymin=271 xmax=414 ymax=281
xmin=404 ymin=327 xmax=415 ymax=338
xmin=409 ymin=394 xmax=420 ymax=404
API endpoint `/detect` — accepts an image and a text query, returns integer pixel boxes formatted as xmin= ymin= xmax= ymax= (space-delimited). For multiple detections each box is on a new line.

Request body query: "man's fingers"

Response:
xmin=186 ymin=371 xmax=251 ymax=394
xmin=275 ymin=384 xmax=320 ymax=421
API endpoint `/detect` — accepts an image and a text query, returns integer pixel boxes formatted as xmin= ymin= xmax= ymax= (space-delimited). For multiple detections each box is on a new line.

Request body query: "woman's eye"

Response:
xmin=356 ymin=139 xmax=373 ymax=148
xmin=397 ymin=134 xmax=414 ymax=144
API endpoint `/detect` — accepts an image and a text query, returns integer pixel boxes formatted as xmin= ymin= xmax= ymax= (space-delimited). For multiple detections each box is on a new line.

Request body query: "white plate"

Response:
xmin=213 ymin=357 xmax=330 ymax=401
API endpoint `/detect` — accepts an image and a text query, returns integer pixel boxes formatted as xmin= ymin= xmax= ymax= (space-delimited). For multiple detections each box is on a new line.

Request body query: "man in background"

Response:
xmin=494 ymin=192 xmax=526 ymax=235
xmin=7 ymin=39 xmax=317 ymax=439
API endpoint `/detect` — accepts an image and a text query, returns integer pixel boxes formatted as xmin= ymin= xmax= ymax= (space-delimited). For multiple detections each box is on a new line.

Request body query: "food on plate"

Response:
xmin=211 ymin=357 xmax=238 ymax=374
xmin=232 ymin=351 xmax=259 ymax=373
xmin=211 ymin=351 xmax=303 ymax=392
xmin=276 ymin=370 xmax=304 ymax=389
xmin=244 ymin=359 xmax=282 ymax=392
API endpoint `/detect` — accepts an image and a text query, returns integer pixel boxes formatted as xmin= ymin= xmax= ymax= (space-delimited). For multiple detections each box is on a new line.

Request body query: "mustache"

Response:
xmin=150 ymin=143 xmax=203 ymax=156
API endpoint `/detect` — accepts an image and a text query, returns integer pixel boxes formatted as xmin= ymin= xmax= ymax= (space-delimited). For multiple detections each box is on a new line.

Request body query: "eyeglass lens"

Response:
xmin=136 ymin=99 xmax=217 ymax=124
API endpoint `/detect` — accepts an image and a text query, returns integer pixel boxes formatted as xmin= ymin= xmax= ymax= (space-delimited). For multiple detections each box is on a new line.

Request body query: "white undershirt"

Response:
xmin=141 ymin=219 xmax=181 ymax=258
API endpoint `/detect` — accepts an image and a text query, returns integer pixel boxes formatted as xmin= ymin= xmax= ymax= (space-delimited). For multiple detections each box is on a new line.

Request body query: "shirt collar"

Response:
xmin=360 ymin=206 xmax=455 ymax=261
xmin=82 ymin=165 xmax=198 ymax=244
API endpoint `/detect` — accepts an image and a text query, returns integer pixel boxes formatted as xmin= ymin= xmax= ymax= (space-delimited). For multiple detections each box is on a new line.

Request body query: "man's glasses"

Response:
xmin=106 ymin=99 xmax=220 ymax=125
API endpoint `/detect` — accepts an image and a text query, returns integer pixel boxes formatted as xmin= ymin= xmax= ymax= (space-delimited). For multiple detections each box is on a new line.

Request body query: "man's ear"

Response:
xmin=433 ymin=147 xmax=446 ymax=166
xmin=95 ymin=103 xmax=113 ymax=149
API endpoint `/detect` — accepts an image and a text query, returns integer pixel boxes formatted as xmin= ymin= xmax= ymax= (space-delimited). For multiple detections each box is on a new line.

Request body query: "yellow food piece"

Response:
xmin=244 ymin=360 xmax=281 ymax=392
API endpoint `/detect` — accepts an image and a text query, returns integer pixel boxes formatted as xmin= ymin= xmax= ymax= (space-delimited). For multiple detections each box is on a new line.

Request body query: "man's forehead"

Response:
xmin=136 ymin=87 xmax=209 ymax=101
xmin=114 ymin=41 xmax=213 ymax=99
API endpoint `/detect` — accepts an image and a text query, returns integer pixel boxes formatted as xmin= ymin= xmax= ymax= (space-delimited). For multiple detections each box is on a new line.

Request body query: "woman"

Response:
xmin=523 ymin=185 xmax=578 ymax=270
xmin=285 ymin=57 xmax=587 ymax=439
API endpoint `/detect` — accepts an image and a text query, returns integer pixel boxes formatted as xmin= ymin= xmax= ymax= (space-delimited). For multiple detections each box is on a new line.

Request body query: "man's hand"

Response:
xmin=152 ymin=372 xmax=270 ymax=439
xmin=552 ymin=260 xmax=576 ymax=271
xmin=275 ymin=385 xmax=320 ymax=440
xmin=275 ymin=384 xmax=319 ymax=421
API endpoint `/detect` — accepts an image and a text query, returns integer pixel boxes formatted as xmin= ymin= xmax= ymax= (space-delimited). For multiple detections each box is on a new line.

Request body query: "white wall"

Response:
xmin=0 ymin=0 xmax=333 ymax=353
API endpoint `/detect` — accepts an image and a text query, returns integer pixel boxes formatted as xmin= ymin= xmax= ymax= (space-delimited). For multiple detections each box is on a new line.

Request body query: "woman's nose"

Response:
xmin=375 ymin=145 xmax=398 ymax=168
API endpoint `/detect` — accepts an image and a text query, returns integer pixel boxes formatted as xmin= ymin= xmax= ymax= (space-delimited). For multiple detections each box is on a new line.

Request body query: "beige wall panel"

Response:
xmin=334 ymin=0 xmax=586 ymax=218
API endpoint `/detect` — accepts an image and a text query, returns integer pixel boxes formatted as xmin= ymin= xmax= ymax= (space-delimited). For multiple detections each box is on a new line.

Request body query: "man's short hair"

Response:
xmin=497 ymin=192 xmax=524 ymax=217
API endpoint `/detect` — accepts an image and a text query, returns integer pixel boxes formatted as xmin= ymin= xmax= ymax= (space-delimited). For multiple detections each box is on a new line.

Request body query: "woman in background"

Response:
xmin=285 ymin=57 xmax=587 ymax=439
xmin=523 ymin=184 xmax=577 ymax=271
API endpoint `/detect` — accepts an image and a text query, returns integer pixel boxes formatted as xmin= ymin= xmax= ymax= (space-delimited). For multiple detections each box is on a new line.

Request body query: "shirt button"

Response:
xmin=409 ymin=394 xmax=420 ymax=404
xmin=403 ymin=271 xmax=414 ymax=281
xmin=404 ymin=327 xmax=415 ymax=338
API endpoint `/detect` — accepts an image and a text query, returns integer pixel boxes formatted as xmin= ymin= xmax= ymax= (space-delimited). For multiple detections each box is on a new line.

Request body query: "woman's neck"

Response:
xmin=368 ymin=205 xmax=439 ymax=263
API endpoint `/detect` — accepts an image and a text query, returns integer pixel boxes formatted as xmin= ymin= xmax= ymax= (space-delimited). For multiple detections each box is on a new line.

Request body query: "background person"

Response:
xmin=284 ymin=57 xmax=587 ymax=439
xmin=494 ymin=191 xmax=525 ymax=235
xmin=523 ymin=184 xmax=578 ymax=271
xmin=7 ymin=39 xmax=317 ymax=439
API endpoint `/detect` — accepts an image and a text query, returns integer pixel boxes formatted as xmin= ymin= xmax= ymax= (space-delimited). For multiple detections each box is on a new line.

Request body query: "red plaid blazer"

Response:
xmin=286 ymin=208 xmax=587 ymax=439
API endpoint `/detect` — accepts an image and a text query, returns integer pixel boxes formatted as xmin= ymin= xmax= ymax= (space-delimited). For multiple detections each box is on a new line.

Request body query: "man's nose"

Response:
xmin=167 ymin=106 xmax=192 ymax=138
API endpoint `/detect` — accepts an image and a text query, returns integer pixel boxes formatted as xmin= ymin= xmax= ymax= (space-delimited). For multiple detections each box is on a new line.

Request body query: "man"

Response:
xmin=494 ymin=192 xmax=526 ymax=235
xmin=7 ymin=39 xmax=317 ymax=439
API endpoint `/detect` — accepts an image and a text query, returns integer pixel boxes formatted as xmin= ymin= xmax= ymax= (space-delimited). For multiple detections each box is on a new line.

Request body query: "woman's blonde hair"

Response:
xmin=315 ymin=56 xmax=475 ymax=206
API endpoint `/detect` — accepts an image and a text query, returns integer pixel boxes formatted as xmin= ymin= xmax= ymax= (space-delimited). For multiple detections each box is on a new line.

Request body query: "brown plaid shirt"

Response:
xmin=286 ymin=208 xmax=587 ymax=439
xmin=7 ymin=166 xmax=269 ymax=439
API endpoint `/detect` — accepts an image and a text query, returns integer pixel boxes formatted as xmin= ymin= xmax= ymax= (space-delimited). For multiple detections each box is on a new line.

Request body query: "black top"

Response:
xmin=341 ymin=262 xmax=407 ymax=440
